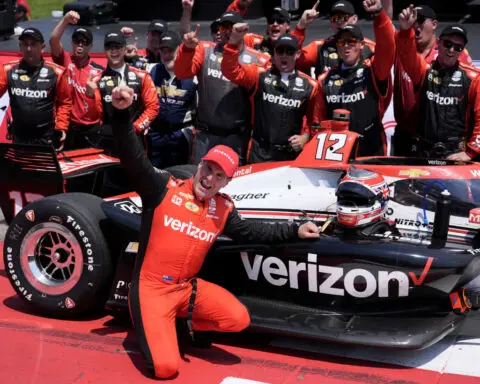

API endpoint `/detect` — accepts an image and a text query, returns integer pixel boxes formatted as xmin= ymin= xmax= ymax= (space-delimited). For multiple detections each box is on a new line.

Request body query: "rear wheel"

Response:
xmin=3 ymin=193 xmax=113 ymax=318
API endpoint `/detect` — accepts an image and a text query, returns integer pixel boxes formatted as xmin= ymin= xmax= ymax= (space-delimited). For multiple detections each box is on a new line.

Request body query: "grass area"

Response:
xmin=28 ymin=0 xmax=70 ymax=19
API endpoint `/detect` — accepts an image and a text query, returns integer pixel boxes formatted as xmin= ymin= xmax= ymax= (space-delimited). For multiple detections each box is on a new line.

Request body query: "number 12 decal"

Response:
xmin=8 ymin=191 xmax=44 ymax=217
xmin=315 ymin=133 xmax=348 ymax=161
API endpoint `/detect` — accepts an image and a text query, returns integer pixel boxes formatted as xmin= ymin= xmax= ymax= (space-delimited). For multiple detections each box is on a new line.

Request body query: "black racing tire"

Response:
xmin=3 ymin=193 xmax=113 ymax=318
xmin=165 ymin=164 xmax=197 ymax=179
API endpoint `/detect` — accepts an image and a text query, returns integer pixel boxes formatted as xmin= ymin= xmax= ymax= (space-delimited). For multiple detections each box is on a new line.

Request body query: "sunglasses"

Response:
xmin=441 ymin=39 xmax=464 ymax=53
xmin=336 ymin=37 xmax=361 ymax=47
xmin=330 ymin=14 xmax=351 ymax=23
xmin=275 ymin=47 xmax=296 ymax=56
xmin=72 ymin=37 xmax=90 ymax=46
xmin=105 ymin=43 xmax=125 ymax=50
xmin=218 ymin=23 xmax=233 ymax=33
xmin=267 ymin=16 xmax=287 ymax=25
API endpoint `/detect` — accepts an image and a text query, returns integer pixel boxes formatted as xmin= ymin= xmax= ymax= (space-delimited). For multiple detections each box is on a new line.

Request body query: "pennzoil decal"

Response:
xmin=398 ymin=169 xmax=430 ymax=177
xmin=185 ymin=201 xmax=200 ymax=213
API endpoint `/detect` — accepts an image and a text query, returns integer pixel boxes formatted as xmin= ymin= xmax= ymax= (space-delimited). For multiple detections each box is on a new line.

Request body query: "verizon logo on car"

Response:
xmin=11 ymin=87 xmax=48 ymax=98
xmin=326 ymin=90 xmax=365 ymax=104
xmin=241 ymin=253 xmax=433 ymax=298
xmin=469 ymin=208 xmax=480 ymax=224
xmin=164 ymin=215 xmax=217 ymax=242
xmin=426 ymin=91 xmax=461 ymax=105
xmin=262 ymin=93 xmax=301 ymax=108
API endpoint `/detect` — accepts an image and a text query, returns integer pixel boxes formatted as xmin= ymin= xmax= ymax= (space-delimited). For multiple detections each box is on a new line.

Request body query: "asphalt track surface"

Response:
xmin=2 ymin=15 xmax=480 ymax=384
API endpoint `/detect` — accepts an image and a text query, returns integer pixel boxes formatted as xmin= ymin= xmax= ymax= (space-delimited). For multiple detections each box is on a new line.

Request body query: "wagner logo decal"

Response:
xmin=230 ymin=193 xmax=270 ymax=202
xmin=241 ymin=253 xmax=434 ymax=298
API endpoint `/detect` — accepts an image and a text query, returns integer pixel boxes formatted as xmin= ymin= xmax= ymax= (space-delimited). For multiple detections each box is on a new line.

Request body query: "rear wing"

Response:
xmin=0 ymin=143 xmax=121 ymax=224
xmin=0 ymin=143 xmax=65 ymax=224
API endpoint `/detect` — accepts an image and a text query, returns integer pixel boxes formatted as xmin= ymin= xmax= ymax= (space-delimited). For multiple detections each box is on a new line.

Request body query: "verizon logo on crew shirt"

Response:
xmin=163 ymin=215 xmax=217 ymax=243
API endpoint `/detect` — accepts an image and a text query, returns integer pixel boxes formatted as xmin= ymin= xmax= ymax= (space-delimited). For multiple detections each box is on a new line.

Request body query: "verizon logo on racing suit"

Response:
xmin=164 ymin=215 xmax=217 ymax=243
xmin=67 ymin=77 xmax=86 ymax=94
xmin=325 ymin=90 xmax=366 ymax=104
xmin=426 ymin=91 xmax=461 ymax=105
xmin=263 ymin=93 xmax=301 ymax=108
xmin=104 ymin=93 xmax=138 ymax=102
xmin=10 ymin=87 xmax=48 ymax=98
xmin=241 ymin=252 xmax=411 ymax=298
xmin=207 ymin=68 xmax=229 ymax=82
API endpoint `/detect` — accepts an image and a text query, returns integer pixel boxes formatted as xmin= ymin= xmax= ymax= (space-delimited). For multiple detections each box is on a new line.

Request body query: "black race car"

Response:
xmin=3 ymin=132 xmax=480 ymax=351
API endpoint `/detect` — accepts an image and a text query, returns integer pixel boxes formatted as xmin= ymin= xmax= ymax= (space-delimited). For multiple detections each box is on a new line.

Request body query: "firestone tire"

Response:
xmin=3 ymin=193 xmax=112 ymax=318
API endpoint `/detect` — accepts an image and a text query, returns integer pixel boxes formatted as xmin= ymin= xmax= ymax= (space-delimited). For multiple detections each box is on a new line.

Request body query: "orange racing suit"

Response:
xmin=111 ymin=108 xmax=301 ymax=379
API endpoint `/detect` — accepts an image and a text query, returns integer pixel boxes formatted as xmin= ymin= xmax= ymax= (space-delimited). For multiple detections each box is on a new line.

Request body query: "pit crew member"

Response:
xmin=296 ymin=1 xmax=376 ymax=77
xmin=396 ymin=6 xmax=480 ymax=160
xmin=174 ymin=11 xmax=270 ymax=164
xmin=392 ymin=5 xmax=473 ymax=156
xmin=0 ymin=28 xmax=72 ymax=148
xmin=222 ymin=31 xmax=318 ymax=163
xmin=146 ymin=31 xmax=197 ymax=168
xmin=50 ymin=11 xmax=104 ymax=149
xmin=109 ymin=84 xmax=321 ymax=379
xmin=317 ymin=0 xmax=395 ymax=157
xmin=86 ymin=30 xmax=159 ymax=155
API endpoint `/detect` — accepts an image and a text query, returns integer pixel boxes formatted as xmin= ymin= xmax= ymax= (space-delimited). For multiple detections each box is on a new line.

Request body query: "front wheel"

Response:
xmin=3 ymin=193 xmax=113 ymax=318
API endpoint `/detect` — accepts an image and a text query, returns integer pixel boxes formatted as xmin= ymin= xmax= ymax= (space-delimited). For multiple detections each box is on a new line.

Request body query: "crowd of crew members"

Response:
xmin=1 ymin=0 xmax=479 ymax=167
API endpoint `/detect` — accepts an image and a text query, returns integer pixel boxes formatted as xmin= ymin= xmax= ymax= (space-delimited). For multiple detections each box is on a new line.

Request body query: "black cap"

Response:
xmin=148 ymin=20 xmax=168 ymax=34
xmin=440 ymin=24 xmax=468 ymax=44
xmin=72 ymin=27 xmax=93 ymax=44
xmin=104 ymin=30 xmax=126 ymax=46
xmin=274 ymin=34 xmax=299 ymax=51
xmin=269 ymin=7 xmax=291 ymax=23
xmin=210 ymin=18 xmax=221 ymax=33
xmin=330 ymin=1 xmax=355 ymax=16
xmin=219 ymin=11 xmax=243 ymax=24
xmin=337 ymin=24 xmax=364 ymax=40
xmin=159 ymin=31 xmax=181 ymax=50
xmin=19 ymin=28 xmax=44 ymax=43
xmin=414 ymin=5 xmax=436 ymax=20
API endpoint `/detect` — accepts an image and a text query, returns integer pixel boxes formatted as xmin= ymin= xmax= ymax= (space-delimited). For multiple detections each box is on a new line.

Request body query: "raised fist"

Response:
xmin=182 ymin=0 xmax=195 ymax=10
xmin=363 ymin=0 xmax=382 ymax=14
xmin=64 ymin=10 xmax=80 ymax=25
xmin=229 ymin=23 xmax=249 ymax=45
xmin=399 ymin=4 xmax=417 ymax=30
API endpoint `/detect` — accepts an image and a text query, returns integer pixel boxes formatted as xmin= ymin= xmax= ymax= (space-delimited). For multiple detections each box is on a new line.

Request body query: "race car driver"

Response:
xmin=324 ymin=166 xmax=399 ymax=237
xmin=396 ymin=6 xmax=480 ymax=160
xmin=296 ymin=0 xmax=376 ymax=78
xmin=317 ymin=0 xmax=395 ymax=157
xmin=86 ymin=30 xmax=159 ymax=155
xmin=174 ymin=11 xmax=270 ymax=164
xmin=222 ymin=31 xmax=318 ymax=163
xmin=392 ymin=5 xmax=473 ymax=156
xmin=50 ymin=11 xmax=105 ymax=149
xmin=0 ymin=28 xmax=72 ymax=148
xmin=109 ymin=84 xmax=321 ymax=379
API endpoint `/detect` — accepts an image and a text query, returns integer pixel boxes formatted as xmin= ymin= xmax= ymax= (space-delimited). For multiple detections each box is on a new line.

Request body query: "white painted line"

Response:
xmin=220 ymin=377 xmax=270 ymax=384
